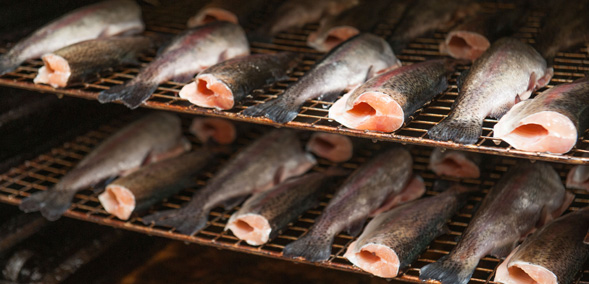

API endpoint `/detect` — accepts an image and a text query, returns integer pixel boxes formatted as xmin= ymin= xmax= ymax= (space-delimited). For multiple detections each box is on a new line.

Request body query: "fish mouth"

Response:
xmin=98 ymin=185 xmax=136 ymax=220
xmin=226 ymin=214 xmax=271 ymax=246
xmin=345 ymin=242 xmax=400 ymax=278
xmin=443 ymin=31 xmax=490 ymax=61
xmin=179 ymin=74 xmax=234 ymax=110
xmin=306 ymin=133 xmax=353 ymax=163
xmin=34 ymin=54 xmax=71 ymax=88
xmin=329 ymin=91 xmax=404 ymax=133
xmin=187 ymin=8 xmax=239 ymax=28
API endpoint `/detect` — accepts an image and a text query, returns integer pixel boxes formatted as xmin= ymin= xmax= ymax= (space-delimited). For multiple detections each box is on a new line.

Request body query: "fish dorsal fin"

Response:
xmin=489 ymin=241 xmax=517 ymax=259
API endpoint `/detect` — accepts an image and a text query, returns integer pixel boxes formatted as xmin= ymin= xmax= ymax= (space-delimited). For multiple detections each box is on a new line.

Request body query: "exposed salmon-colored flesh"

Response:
xmin=344 ymin=242 xmax=401 ymax=278
xmin=187 ymin=8 xmax=239 ymax=28
xmin=329 ymin=91 xmax=404 ymax=132
xmin=306 ymin=132 xmax=353 ymax=162
xmin=567 ymin=165 xmax=589 ymax=191
xmin=430 ymin=152 xmax=480 ymax=178
xmin=441 ymin=31 xmax=490 ymax=61
xmin=495 ymin=249 xmax=557 ymax=284
xmin=308 ymin=26 xmax=360 ymax=52
xmin=190 ymin=117 xmax=236 ymax=145
xmin=33 ymin=54 xmax=71 ymax=88
xmin=179 ymin=74 xmax=234 ymax=110
xmin=226 ymin=213 xmax=272 ymax=246
xmin=98 ymin=185 xmax=136 ymax=220
xmin=494 ymin=111 xmax=577 ymax=154
xmin=371 ymin=175 xmax=425 ymax=217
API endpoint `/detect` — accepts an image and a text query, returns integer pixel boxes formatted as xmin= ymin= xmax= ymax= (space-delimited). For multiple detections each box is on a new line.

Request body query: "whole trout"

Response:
xmin=19 ymin=112 xmax=191 ymax=221
xmin=141 ymin=130 xmax=317 ymax=235
xmin=244 ymin=33 xmax=399 ymax=123
xmin=494 ymin=207 xmax=589 ymax=284
xmin=98 ymin=21 xmax=249 ymax=109
xmin=428 ymin=37 xmax=553 ymax=144
xmin=419 ymin=162 xmax=574 ymax=284
xmin=0 ymin=0 xmax=144 ymax=75
xmin=282 ymin=147 xmax=425 ymax=262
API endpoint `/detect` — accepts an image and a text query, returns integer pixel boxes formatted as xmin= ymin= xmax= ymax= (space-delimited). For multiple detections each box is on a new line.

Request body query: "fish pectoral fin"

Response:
xmin=92 ymin=176 xmax=119 ymax=193
xmin=364 ymin=65 xmax=375 ymax=82
xmin=489 ymin=242 xmax=517 ymax=259
xmin=221 ymin=196 xmax=247 ymax=209
xmin=346 ymin=218 xmax=367 ymax=237
xmin=171 ymin=72 xmax=197 ymax=84
xmin=273 ymin=165 xmax=286 ymax=186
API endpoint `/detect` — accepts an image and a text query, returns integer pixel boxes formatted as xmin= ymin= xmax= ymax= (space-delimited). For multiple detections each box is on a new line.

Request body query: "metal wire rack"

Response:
xmin=0 ymin=114 xmax=587 ymax=283
xmin=0 ymin=1 xmax=587 ymax=164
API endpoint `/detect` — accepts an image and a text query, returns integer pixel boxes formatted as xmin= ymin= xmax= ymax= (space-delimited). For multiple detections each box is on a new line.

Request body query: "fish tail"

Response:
xmin=282 ymin=233 xmax=333 ymax=262
xmin=97 ymin=77 xmax=159 ymax=109
xmin=141 ymin=206 xmax=208 ymax=236
xmin=419 ymin=255 xmax=478 ymax=284
xmin=19 ymin=189 xmax=75 ymax=221
xmin=0 ymin=54 xmax=19 ymax=76
xmin=428 ymin=115 xmax=482 ymax=144
xmin=243 ymin=98 xmax=299 ymax=123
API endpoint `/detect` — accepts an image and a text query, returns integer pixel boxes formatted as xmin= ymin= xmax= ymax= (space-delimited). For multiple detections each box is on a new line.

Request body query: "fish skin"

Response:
xmin=99 ymin=149 xmax=214 ymax=220
xmin=187 ymin=0 xmax=267 ymax=27
xmin=428 ymin=37 xmax=553 ymax=145
xmin=419 ymin=161 xmax=573 ymax=284
xmin=19 ymin=112 xmax=190 ymax=221
xmin=141 ymin=129 xmax=317 ymax=235
xmin=429 ymin=148 xmax=481 ymax=179
xmin=0 ymin=0 xmax=144 ymax=76
xmin=567 ymin=152 xmax=589 ymax=191
xmin=98 ymin=21 xmax=249 ymax=109
xmin=440 ymin=9 xmax=527 ymax=61
xmin=329 ymin=59 xmax=461 ymax=132
xmin=179 ymin=52 xmax=301 ymax=110
xmin=226 ymin=170 xmax=343 ymax=246
xmin=494 ymin=207 xmax=589 ymax=284
xmin=388 ymin=0 xmax=478 ymax=54
xmin=253 ymin=0 xmax=358 ymax=40
xmin=345 ymin=183 xmax=471 ymax=278
xmin=34 ymin=36 xmax=152 ymax=88
xmin=244 ymin=33 xmax=399 ymax=123
xmin=493 ymin=76 xmax=589 ymax=154
xmin=282 ymin=147 xmax=420 ymax=262
xmin=307 ymin=0 xmax=407 ymax=52
xmin=535 ymin=1 xmax=589 ymax=65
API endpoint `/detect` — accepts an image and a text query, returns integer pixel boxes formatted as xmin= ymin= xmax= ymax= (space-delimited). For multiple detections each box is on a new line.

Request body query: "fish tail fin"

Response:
xmin=19 ymin=189 xmax=75 ymax=221
xmin=0 ymin=54 xmax=19 ymax=76
xmin=419 ymin=255 xmax=478 ymax=284
xmin=97 ymin=77 xmax=159 ymax=109
xmin=282 ymin=233 xmax=333 ymax=262
xmin=428 ymin=115 xmax=482 ymax=144
xmin=243 ymin=98 xmax=299 ymax=123
xmin=141 ymin=206 xmax=208 ymax=236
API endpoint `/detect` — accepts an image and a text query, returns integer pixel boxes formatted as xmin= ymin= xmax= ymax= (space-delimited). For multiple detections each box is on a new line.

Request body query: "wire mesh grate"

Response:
xmin=0 ymin=115 xmax=588 ymax=283
xmin=0 ymin=1 xmax=588 ymax=164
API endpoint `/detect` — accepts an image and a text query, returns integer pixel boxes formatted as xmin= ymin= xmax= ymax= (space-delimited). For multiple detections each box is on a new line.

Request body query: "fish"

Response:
xmin=494 ymin=207 xmax=589 ymax=284
xmin=428 ymin=37 xmax=553 ymax=145
xmin=307 ymin=0 xmax=407 ymax=52
xmin=179 ymin=52 xmax=300 ymax=110
xmin=282 ymin=147 xmax=426 ymax=262
xmin=225 ymin=169 xmax=344 ymax=246
xmin=0 ymin=0 xmax=144 ymax=76
xmin=429 ymin=148 xmax=481 ymax=179
xmin=387 ymin=0 xmax=479 ymax=54
xmin=99 ymin=149 xmax=214 ymax=220
xmin=439 ymin=10 xmax=526 ymax=61
xmin=244 ymin=33 xmax=399 ymax=123
xmin=535 ymin=1 xmax=589 ymax=65
xmin=344 ymin=183 xmax=472 ymax=278
xmin=329 ymin=59 xmax=461 ymax=132
xmin=190 ymin=117 xmax=237 ymax=145
xmin=253 ymin=0 xmax=359 ymax=40
xmin=305 ymin=132 xmax=354 ymax=163
xmin=141 ymin=129 xmax=317 ymax=235
xmin=567 ymin=153 xmax=589 ymax=191
xmin=19 ymin=112 xmax=191 ymax=221
xmin=419 ymin=161 xmax=574 ymax=284
xmin=493 ymin=76 xmax=589 ymax=154
xmin=97 ymin=21 xmax=250 ymax=109
xmin=33 ymin=36 xmax=152 ymax=88
xmin=187 ymin=0 xmax=267 ymax=27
